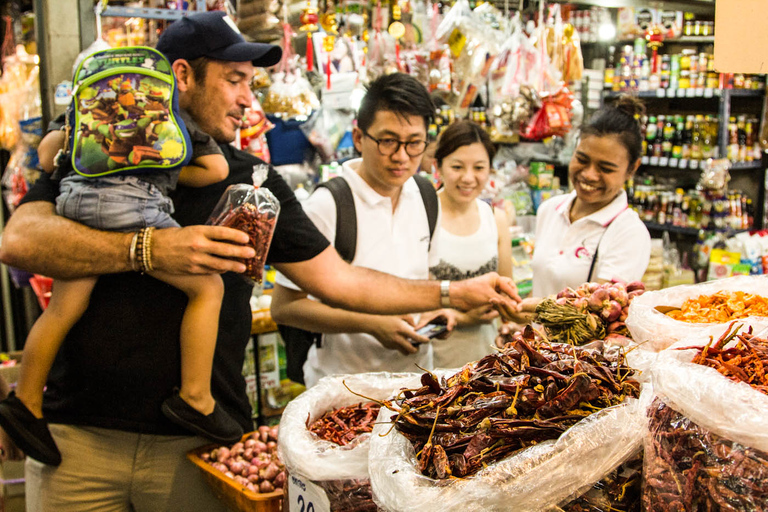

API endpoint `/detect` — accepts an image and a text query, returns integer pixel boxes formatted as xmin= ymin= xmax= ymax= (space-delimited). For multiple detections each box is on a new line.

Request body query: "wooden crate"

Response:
xmin=187 ymin=436 xmax=282 ymax=512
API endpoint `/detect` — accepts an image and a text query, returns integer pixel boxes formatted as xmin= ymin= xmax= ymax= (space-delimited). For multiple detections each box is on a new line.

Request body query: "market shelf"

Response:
xmin=643 ymin=221 xmax=750 ymax=236
xmin=585 ymin=35 xmax=714 ymax=46
xmin=101 ymin=2 xmax=207 ymax=21
xmin=604 ymin=88 xmax=765 ymax=99
xmin=639 ymin=157 xmax=763 ymax=171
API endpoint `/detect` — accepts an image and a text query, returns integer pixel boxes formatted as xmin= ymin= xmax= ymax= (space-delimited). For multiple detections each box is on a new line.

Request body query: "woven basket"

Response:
xmin=188 ymin=435 xmax=283 ymax=512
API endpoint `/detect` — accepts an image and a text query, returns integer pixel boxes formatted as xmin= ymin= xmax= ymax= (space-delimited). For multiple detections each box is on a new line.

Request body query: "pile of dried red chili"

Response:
xmin=217 ymin=202 xmax=277 ymax=283
xmin=643 ymin=327 xmax=768 ymax=511
xmin=684 ymin=324 xmax=768 ymax=394
xmin=307 ymin=402 xmax=381 ymax=446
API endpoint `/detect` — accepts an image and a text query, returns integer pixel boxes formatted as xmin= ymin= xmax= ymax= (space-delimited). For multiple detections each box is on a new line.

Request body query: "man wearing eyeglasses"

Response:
xmin=271 ymin=73 xmax=446 ymax=386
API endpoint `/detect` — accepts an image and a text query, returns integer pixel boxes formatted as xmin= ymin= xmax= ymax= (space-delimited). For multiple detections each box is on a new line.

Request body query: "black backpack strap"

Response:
xmin=413 ymin=174 xmax=439 ymax=250
xmin=315 ymin=177 xmax=357 ymax=262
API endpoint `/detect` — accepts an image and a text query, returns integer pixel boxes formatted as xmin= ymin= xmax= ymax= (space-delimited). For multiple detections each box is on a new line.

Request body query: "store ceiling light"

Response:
xmin=598 ymin=23 xmax=616 ymax=41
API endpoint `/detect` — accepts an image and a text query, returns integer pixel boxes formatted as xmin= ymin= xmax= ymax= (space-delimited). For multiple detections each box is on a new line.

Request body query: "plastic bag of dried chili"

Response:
xmin=207 ymin=179 xmax=280 ymax=284
xmin=641 ymin=339 xmax=768 ymax=511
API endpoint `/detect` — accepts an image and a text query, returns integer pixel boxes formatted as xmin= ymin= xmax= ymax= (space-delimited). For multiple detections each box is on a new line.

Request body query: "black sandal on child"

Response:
xmin=0 ymin=392 xmax=61 ymax=466
xmin=161 ymin=391 xmax=243 ymax=445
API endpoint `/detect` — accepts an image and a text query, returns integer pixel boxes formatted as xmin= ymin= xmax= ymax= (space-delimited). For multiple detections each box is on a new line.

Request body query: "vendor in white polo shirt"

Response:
xmin=272 ymin=73 xmax=454 ymax=387
xmin=528 ymin=95 xmax=651 ymax=304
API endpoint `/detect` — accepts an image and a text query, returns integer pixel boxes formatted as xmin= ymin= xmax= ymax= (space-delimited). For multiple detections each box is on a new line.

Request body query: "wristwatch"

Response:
xmin=440 ymin=280 xmax=451 ymax=308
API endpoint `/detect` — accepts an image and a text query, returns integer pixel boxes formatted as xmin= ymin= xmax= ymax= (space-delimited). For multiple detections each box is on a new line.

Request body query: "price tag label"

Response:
xmin=679 ymin=159 xmax=688 ymax=169
xmin=649 ymin=156 xmax=659 ymax=166
xmin=704 ymin=88 xmax=714 ymax=98
xmin=288 ymin=474 xmax=331 ymax=512
xmin=659 ymin=157 xmax=669 ymax=167
xmin=667 ymin=88 xmax=676 ymax=98
xmin=669 ymin=158 xmax=679 ymax=168
xmin=641 ymin=156 xmax=649 ymax=165
xmin=656 ymin=89 xmax=665 ymax=98
xmin=695 ymin=88 xmax=704 ymax=97
xmin=690 ymin=159 xmax=699 ymax=170
xmin=686 ymin=88 xmax=696 ymax=98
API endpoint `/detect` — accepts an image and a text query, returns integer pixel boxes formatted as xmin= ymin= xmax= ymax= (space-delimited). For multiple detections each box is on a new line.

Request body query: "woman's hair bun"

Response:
xmin=614 ymin=94 xmax=646 ymax=121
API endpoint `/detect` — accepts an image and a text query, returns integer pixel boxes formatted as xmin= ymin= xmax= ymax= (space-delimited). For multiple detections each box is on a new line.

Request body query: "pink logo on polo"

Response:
xmin=574 ymin=246 xmax=591 ymax=259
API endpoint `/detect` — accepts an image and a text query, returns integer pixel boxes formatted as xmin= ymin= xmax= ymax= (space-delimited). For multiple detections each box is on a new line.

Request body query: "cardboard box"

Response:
xmin=0 ymin=495 xmax=25 ymax=512
xmin=0 ymin=479 xmax=24 ymax=498
xmin=0 ymin=461 xmax=23 ymax=483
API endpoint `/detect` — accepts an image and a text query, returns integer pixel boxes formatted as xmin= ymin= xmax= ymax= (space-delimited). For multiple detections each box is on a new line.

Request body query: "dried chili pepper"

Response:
xmin=307 ymin=402 xmax=381 ymax=447
xmin=385 ymin=326 xmax=640 ymax=479
xmin=217 ymin=202 xmax=277 ymax=283
xmin=679 ymin=328 xmax=768 ymax=395
xmin=643 ymin=399 xmax=768 ymax=511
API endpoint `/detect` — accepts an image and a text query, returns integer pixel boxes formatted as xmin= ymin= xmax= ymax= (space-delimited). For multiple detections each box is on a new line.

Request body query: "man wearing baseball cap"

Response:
xmin=1 ymin=10 xmax=520 ymax=511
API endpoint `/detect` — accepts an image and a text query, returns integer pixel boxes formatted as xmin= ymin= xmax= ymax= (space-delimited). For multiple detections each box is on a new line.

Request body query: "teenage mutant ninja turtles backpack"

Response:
xmin=64 ymin=46 xmax=192 ymax=178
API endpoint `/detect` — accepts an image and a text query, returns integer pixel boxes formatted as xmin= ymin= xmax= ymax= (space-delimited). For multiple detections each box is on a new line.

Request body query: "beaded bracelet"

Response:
xmin=129 ymin=231 xmax=141 ymax=272
xmin=143 ymin=227 xmax=155 ymax=273
xmin=135 ymin=227 xmax=148 ymax=273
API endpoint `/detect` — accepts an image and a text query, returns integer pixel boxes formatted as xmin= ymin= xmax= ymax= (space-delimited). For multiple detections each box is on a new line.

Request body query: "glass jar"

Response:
xmin=680 ymin=50 xmax=694 ymax=71
xmin=679 ymin=70 xmax=691 ymax=89
xmin=706 ymin=72 xmax=719 ymax=89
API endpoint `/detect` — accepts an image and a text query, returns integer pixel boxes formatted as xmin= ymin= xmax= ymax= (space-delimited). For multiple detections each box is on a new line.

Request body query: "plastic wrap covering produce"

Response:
xmin=626 ymin=275 xmax=768 ymax=351
xmin=557 ymin=452 xmax=643 ymax=512
xmin=642 ymin=330 xmax=768 ymax=510
xmin=368 ymin=331 xmax=649 ymax=512
xmin=279 ymin=373 xmax=420 ymax=510
xmin=206 ymin=165 xmax=280 ymax=284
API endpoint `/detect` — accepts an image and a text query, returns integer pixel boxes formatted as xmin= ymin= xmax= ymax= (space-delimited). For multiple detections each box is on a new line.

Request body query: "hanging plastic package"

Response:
xmin=206 ymin=165 xmax=280 ymax=284
xmin=278 ymin=372 xmax=420 ymax=512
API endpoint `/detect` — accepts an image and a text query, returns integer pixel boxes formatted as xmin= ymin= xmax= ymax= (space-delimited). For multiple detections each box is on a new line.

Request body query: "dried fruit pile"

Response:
xmin=666 ymin=290 xmax=768 ymax=324
xmin=535 ymin=281 xmax=645 ymax=345
xmin=643 ymin=399 xmax=768 ymax=511
xmin=307 ymin=402 xmax=381 ymax=446
xmin=200 ymin=425 xmax=286 ymax=494
xmin=385 ymin=327 xmax=640 ymax=479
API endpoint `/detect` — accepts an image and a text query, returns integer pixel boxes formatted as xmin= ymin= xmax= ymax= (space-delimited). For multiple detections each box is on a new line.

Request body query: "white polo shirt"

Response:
xmin=276 ymin=158 xmax=440 ymax=387
xmin=531 ymin=190 xmax=650 ymax=298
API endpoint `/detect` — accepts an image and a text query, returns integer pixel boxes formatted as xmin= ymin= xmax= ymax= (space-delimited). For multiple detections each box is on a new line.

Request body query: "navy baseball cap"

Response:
xmin=156 ymin=11 xmax=282 ymax=68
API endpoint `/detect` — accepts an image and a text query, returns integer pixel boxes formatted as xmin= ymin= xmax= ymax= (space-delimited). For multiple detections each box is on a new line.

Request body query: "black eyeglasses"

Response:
xmin=363 ymin=131 xmax=428 ymax=157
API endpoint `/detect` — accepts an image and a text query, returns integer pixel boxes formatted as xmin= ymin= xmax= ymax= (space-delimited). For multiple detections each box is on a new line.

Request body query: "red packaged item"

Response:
xmin=521 ymin=88 xmax=573 ymax=141
xmin=207 ymin=167 xmax=280 ymax=284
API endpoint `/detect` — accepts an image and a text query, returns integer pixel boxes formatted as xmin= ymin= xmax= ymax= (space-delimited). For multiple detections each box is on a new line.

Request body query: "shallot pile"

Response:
xmin=536 ymin=281 xmax=645 ymax=345
xmin=200 ymin=425 xmax=287 ymax=494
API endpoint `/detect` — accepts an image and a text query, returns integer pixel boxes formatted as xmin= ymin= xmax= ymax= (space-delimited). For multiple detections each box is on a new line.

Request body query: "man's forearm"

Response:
xmin=271 ymin=286 xmax=382 ymax=334
xmin=0 ymin=202 xmax=132 ymax=279
xmin=275 ymin=247 xmax=441 ymax=314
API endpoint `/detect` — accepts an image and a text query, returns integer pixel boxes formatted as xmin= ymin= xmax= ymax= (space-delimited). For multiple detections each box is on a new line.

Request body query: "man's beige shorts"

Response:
xmin=25 ymin=424 xmax=230 ymax=512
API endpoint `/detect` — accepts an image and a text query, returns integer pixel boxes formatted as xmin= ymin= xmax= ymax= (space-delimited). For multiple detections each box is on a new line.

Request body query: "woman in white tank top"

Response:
xmin=427 ymin=121 xmax=512 ymax=368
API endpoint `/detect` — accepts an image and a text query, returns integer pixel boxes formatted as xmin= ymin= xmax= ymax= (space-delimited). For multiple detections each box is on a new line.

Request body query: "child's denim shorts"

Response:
xmin=56 ymin=174 xmax=180 ymax=231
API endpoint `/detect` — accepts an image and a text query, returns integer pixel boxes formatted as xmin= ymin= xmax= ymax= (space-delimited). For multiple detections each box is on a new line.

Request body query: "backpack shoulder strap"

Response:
xmin=413 ymin=174 xmax=439 ymax=249
xmin=315 ymin=177 xmax=357 ymax=262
